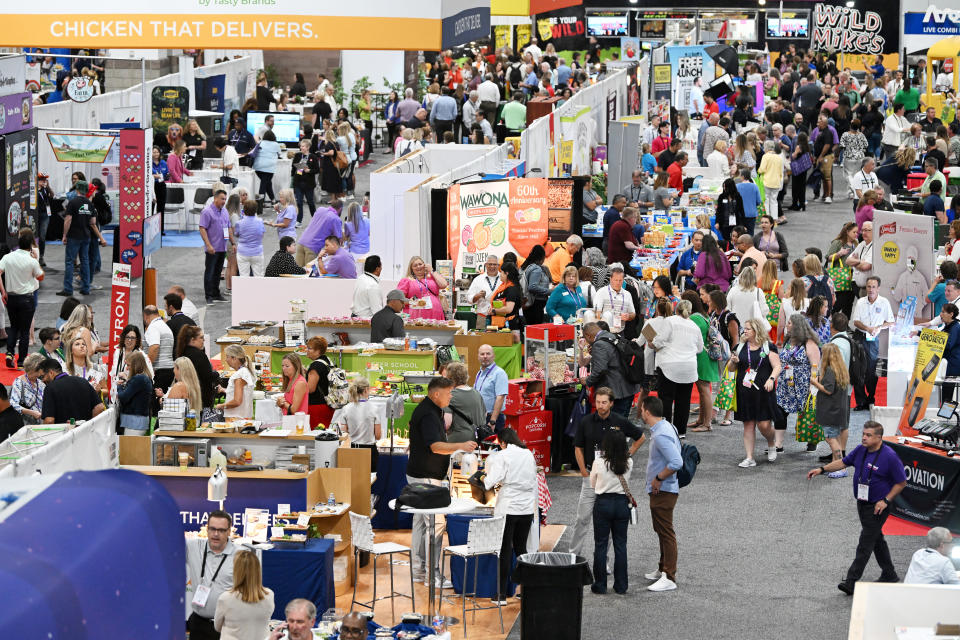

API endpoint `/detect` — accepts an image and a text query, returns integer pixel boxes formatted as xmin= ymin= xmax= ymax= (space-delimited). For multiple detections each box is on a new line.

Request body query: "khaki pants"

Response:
xmin=649 ymin=491 xmax=679 ymax=581
xmin=295 ymin=244 xmax=318 ymax=267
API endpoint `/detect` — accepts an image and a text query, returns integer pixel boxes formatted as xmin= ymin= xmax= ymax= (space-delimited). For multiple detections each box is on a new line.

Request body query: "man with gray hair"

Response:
xmin=463 ymin=90 xmax=480 ymax=133
xmin=623 ymin=170 xmax=654 ymax=213
xmin=593 ymin=264 xmax=636 ymax=336
xmin=912 ymin=156 xmax=947 ymax=201
xmin=700 ymin=113 xmax=728 ymax=167
xmin=849 ymin=157 xmax=879 ymax=208
xmin=904 ymin=527 xmax=959 ymax=585
xmin=545 ymin=234 xmax=583 ymax=283
xmin=397 ymin=87 xmax=421 ymax=123
xmin=267 ymin=598 xmax=318 ymax=640
xmin=478 ymin=73 xmax=500 ymax=122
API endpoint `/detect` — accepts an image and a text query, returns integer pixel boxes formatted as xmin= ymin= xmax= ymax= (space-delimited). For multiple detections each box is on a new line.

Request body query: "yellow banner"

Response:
xmin=494 ymin=25 xmax=513 ymax=51
xmin=492 ymin=0 xmax=530 ymax=16
xmin=898 ymin=328 xmax=948 ymax=436
xmin=653 ymin=64 xmax=671 ymax=85
xmin=0 ymin=14 xmax=439 ymax=50
xmin=516 ymin=24 xmax=532 ymax=50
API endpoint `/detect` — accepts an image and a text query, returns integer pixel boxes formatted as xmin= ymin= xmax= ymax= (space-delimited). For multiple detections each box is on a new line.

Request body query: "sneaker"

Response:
xmin=824 ymin=196 xmax=833 ymax=204
xmin=412 ymin=572 xmax=426 ymax=583
xmin=767 ymin=448 xmax=778 ymax=462
xmin=491 ymin=599 xmax=509 ymax=606
xmin=647 ymin=575 xmax=677 ymax=592
xmin=828 ymin=469 xmax=848 ymax=479
xmin=4 ymin=354 xmax=13 ymax=369
xmin=55 ymin=290 xmax=73 ymax=296
xmin=738 ymin=457 xmax=757 ymax=468
xmin=644 ymin=570 xmax=662 ymax=581
xmin=431 ymin=577 xmax=454 ymax=589
xmin=877 ymin=574 xmax=899 ymax=583
xmin=776 ymin=447 xmax=784 ymax=453
xmin=206 ymin=297 xmax=215 ymax=304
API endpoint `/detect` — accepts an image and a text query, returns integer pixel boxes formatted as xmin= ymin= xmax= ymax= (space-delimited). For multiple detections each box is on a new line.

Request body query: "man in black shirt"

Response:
xmin=370 ymin=290 xmax=406 ymax=343
xmin=923 ymin=135 xmax=947 ymax=172
xmin=0 ymin=383 xmax=24 ymax=441
xmin=57 ymin=182 xmax=105 ymax=297
xmin=920 ymin=107 xmax=942 ymax=135
xmin=656 ymin=139 xmax=681 ymax=173
xmin=312 ymin=100 xmax=332 ymax=129
xmin=40 ymin=358 xmax=105 ymax=424
xmin=406 ymin=377 xmax=477 ymax=585
xmin=568 ymin=387 xmax=645 ymax=558
xmin=164 ymin=293 xmax=197 ymax=356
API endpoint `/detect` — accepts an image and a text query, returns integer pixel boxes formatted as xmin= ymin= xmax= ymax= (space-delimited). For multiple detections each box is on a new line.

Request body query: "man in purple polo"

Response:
xmin=198 ymin=189 xmax=232 ymax=304
xmin=315 ymin=236 xmax=357 ymax=278
xmin=296 ymin=200 xmax=343 ymax=266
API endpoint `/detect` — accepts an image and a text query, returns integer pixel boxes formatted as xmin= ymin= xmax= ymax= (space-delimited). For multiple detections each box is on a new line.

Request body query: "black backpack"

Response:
xmin=396 ymin=483 xmax=451 ymax=510
xmin=832 ymin=333 xmax=869 ymax=388
xmin=671 ymin=425 xmax=701 ymax=488
xmin=597 ymin=334 xmax=645 ymax=385
xmin=807 ymin=275 xmax=833 ymax=315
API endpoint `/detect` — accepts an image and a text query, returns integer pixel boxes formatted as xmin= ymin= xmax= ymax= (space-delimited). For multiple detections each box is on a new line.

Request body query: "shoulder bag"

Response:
xmin=616 ymin=474 xmax=639 ymax=525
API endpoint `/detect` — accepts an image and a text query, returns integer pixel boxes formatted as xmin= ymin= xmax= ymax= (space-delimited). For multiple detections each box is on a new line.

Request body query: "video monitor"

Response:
xmin=245 ymin=111 xmax=302 ymax=144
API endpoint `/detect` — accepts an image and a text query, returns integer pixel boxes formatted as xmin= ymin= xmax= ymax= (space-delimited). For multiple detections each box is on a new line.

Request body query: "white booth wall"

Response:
xmin=342 ymin=50 xmax=404 ymax=95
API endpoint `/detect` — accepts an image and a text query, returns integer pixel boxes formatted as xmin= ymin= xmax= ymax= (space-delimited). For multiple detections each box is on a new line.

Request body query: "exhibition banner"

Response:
xmin=889 ymin=441 xmax=960 ymax=534
xmin=0 ymin=92 xmax=32 ymax=136
xmin=107 ymin=262 xmax=131 ymax=386
xmin=151 ymin=86 xmax=189 ymax=133
xmin=667 ymin=46 xmax=715 ymax=123
xmin=117 ymin=128 xmax=151 ymax=279
xmin=0 ymin=1 xmax=489 ymax=51
xmin=534 ymin=5 xmax=586 ymax=51
xmin=904 ymin=2 xmax=960 ymax=52
xmin=811 ymin=3 xmax=885 ymax=55
xmin=0 ymin=54 xmax=26 ymax=98
xmin=897 ymin=328 xmax=947 ymax=437
xmin=194 ymin=74 xmax=225 ymax=113
xmin=447 ymin=178 xmax=548 ymax=277
xmin=558 ymin=106 xmax=594 ymax=178
xmin=872 ymin=211 xmax=935 ymax=321
xmin=45 ymin=132 xmax=115 ymax=163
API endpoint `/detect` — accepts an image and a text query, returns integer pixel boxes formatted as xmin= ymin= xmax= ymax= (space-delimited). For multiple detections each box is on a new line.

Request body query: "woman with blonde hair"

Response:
xmin=162 ymin=357 xmax=203 ymax=414
xmin=694 ymin=213 xmax=718 ymax=240
xmin=276 ymin=353 xmax=308 ymax=415
xmin=336 ymin=121 xmax=358 ymax=196
xmin=727 ymin=265 xmax=769 ymax=333
xmin=342 ymin=201 xmax=369 ymax=255
xmin=775 ymin=313 xmax=821 ymax=450
xmin=61 ymin=304 xmax=106 ymax=362
xmin=183 ymin=118 xmax=207 ymax=170
xmin=10 ymin=352 xmax=45 ymax=424
xmin=65 ymin=334 xmax=105 ymax=392
xmin=216 ymin=345 xmax=256 ymax=419
xmin=116 ymin=351 xmax=154 ymax=434
xmin=802 ymin=253 xmax=836 ymax=313
xmin=777 ymin=278 xmax=809 ymax=344
xmin=214 ymin=549 xmax=274 ymax=640
xmin=707 ymin=139 xmax=731 ymax=179
xmin=729 ymin=317 xmax=782 ymax=467
xmin=759 ymin=259 xmax=783 ymax=342
xmin=397 ymin=255 xmax=448 ymax=321
xmin=652 ymin=171 xmax=674 ymax=209
xmin=811 ymin=343 xmax=851 ymax=476
xmin=319 ymin=128 xmax=343 ymax=199
xmin=334 ymin=377 xmax=381 ymax=471
xmin=267 ymin=188 xmax=298 ymax=241
xmin=734 ymin=133 xmax=756 ymax=177
xmin=166 ymin=138 xmax=191 ymax=183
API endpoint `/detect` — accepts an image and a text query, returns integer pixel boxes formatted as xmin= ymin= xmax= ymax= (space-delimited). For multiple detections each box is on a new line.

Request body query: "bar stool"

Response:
xmin=438 ymin=515 xmax=506 ymax=636
xmin=349 ymin=512 xmax=416 ymax=617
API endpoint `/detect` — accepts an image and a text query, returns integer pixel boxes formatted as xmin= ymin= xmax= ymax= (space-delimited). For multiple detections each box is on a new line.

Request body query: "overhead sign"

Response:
xmin=535 ymin=4 xmax=586 ymax=51
xmin=441 ymin=4 xmax=491 ymax=49
xmin=904 ymin=2 xmax=960 ymax=52
xmin=0 ymin=54 xmax=26 ymax=98
xmin=0 ymin=92 xmax=32 ymax=136
xmin=529 ymin=0 xmax=581 ymax=14
xmin=811 ymin=3 xmax=884 ymax=55
xmin=0 ymin=1 xmax=491 ymax=51
xmin=65 ymin=75 xmax=95 ymax=103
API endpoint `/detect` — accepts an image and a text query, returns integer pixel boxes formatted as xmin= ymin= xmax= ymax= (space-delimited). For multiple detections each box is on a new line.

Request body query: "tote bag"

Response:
xmin=795 ymin=394 xmax=823 ymax=443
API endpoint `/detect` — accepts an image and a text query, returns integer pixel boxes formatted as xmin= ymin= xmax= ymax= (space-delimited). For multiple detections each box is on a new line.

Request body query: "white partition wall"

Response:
xmin=370 ymin=171 xmax=433 ymax=279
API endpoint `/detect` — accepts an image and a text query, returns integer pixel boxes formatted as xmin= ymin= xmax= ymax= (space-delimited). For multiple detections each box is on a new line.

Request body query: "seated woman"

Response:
xmin=10 ymin=353 xmax=46 ymax=425
xmin=116 ymin=351 xmax=154 ymax=435
xmin=161 ymin=357 xmax=204 ymax=414
xmin=264 ymin=236 xmax=308 ymax=277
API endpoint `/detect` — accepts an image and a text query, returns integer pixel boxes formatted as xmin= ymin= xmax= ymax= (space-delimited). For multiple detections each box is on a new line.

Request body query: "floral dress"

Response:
xmin=808 ymin=317 xmax=832 ymax=344
xmin=776 ymin=341 xmax=812 ymax=413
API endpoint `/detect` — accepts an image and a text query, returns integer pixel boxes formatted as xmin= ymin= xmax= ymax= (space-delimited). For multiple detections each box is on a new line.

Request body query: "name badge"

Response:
xmin=856 ymin=483 xmax=870 ymax=501
xmin=222 ymin=226 xmax=230 ymax=241
xmin=192 ymin=583 xmax=211 ymax=608
xmin=743 ymin=369 xmax=758 ymax=388
xmin=611 ymin=315 xmax=623 ymax=331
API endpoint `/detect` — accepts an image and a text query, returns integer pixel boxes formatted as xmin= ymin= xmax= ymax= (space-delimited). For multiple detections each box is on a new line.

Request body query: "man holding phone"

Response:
xmin=267 ymin=598 xmax=317 ymax=640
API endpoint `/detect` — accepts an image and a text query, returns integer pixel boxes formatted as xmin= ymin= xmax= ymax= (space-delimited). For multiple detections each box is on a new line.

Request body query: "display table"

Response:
xmin=886 ymin=438 xmax=960 ymax=534
xmin=270 ymin=347 xmax=437 ymax=379
xmin=153 ymin=429 xmax=318 ymax=467
xmin=261 ymin=537 xmax=335 ymax=619
xmin=306 ymin=321 xmax=462 ymax=346
xmin=232 ymin=276 xmax=399 ymax=324
xmin=446 ymin=514 xmax=516 ymax=599
xmin=848 ymin=582 xmax=960 ymax=639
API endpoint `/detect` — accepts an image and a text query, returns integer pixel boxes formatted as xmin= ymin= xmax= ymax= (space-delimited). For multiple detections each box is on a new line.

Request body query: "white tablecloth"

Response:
xmin=200 ymin=159 xmax=292 ymax=200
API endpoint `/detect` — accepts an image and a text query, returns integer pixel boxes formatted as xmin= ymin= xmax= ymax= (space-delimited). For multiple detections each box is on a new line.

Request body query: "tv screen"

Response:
xmin=587 ymin=15 xmax=629 ymax=37
xmin=767 ymin=17 xmax=809 ymax=38
xmin=245 ymin=112 xmax=302 ymax=144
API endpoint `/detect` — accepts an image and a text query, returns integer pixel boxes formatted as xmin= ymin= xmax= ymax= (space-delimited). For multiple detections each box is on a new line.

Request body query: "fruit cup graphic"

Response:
xmin=514 ymin=207 xmax=542 ymax=223
xmin=461 ymin=218 xmax=507 ymax=252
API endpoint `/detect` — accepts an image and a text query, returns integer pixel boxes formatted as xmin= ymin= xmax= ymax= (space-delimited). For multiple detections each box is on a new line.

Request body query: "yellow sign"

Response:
xmin=494 ymin=25 xmax=513 ymax=51
xmin=536 ymin=18 xmax=553 ymax=42
xmin=559 ymin=140 xmax=573 ymax=165
xmin=898 ymin=328 xmax=948 ymax=435
xmin=516 ymin=24 xmax=532 ymax=50
xmin=653 ymin=65 xmax=671 ymax=84
xmin=491 ymin=0 xmax=530 ymax=16
xmin=881 ymin=241 xmax=900 ymax=263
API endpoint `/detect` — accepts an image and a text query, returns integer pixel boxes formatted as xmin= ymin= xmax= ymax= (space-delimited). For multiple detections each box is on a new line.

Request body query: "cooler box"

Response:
xmin=906 ymin=172 xmax=927 ymax=190
xmin=504 ymin=379 xmax=546 ymax=415
xmin=505 ymin=410 xmax=553 ymax=444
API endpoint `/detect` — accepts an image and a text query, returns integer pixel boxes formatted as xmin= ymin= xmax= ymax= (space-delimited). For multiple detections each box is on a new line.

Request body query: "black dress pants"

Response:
xmin=844 ymin=500 xmax=897 ymax=583
xmin=498 ymin=513 xmax=533 ymax=600
xmin=656 ymin=370 xmax=693 ymax=435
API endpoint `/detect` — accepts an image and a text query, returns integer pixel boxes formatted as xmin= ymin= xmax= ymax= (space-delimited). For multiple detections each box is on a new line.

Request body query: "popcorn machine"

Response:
xmin=523 ymin=323 xmax=580 ymax=392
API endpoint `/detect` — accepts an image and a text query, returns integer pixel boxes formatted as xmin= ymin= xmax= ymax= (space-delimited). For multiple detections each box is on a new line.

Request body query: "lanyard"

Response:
xmin=860 ymin=171 xmax=875 ymax=187
xmin=415 ymin=278 xmax=430 ymax=298
xmin=485 ymin=276 xmax=499 ymax=292
xmin=607 ymin=287 xmax=624 ymax=314
xmin=201 ymin=544 xmax=228 ymax=582
xmin=857 ymin=447 xmax=882 ymax=487
xmin=475 ymin=365 xmax=495 ymax=391
xmin=567 ymin=286 xmax=583 ymax=308
xmin=629 ymin=185 xmax=640 ymax=201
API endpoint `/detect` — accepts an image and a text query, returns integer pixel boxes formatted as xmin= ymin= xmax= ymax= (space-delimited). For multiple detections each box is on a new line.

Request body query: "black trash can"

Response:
xmin=512 ymin=552 xmax=593 ymax=640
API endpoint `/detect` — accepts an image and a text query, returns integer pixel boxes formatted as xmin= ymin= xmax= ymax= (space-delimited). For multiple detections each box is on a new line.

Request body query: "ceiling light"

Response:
xmin=845 ymin=0 xmax=854 ymax=6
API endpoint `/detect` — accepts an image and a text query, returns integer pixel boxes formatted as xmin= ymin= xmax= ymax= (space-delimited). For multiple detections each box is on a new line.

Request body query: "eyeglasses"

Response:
xmin=339 ymin=627 xmax=365 ymax=637
xmin=124 ymin=335 xmax=137 ymax=341
xmin=207 ymin=526 xmax=229 ymax=534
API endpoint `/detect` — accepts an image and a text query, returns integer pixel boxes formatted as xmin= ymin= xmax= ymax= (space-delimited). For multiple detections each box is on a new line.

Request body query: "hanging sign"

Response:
xmin=66 ymin=75 xmax=95 ymax=103
xmin=107 ymin=262 xmax=132 ymax=385
xmin=811 ymin=3 xmax=885 ymax=55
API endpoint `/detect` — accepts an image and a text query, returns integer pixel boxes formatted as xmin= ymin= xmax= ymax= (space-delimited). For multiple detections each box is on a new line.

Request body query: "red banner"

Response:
xmin=530 ymin=0 xmax=581 ymax=15
xmin=107 ymin=263 xmax=132 ymax=385
xmin=118 ymin=128 xmax=152 ymax=279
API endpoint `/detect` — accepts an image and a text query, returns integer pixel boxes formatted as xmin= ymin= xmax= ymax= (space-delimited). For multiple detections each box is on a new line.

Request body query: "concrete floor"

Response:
xmin=32 ymin=157 xmax=927 ymax=639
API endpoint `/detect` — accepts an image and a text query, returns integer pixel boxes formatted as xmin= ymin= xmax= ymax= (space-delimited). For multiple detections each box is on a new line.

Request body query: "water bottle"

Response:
xmin=432 ymin=615 xmax=445 ymax=634
xmin=327 ymin=492 xmax=335 ymax=506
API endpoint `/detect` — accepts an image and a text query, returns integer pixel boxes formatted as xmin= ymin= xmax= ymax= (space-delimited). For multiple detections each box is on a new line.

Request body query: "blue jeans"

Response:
xmin=63 ymin=237 xmax=90 ymax=294
xmin=88 ymin=236 xmax=102 ymax=274
xmin=294 ymin=185 xmax=316 ymax=223
xmin=486 ymin=412 xmax=505 ymax=435
xmin=36 ymin=209 xmax=49 ymax=259
xmin=592 ymin=494 xmax=630 ymax=594
xmin=612 ymin=396 xmax=633 ymax=419
xmin=203 ymin=251 xmax=226 ymax=299
xmin=868 ymin=132 xmax=882 ymax=158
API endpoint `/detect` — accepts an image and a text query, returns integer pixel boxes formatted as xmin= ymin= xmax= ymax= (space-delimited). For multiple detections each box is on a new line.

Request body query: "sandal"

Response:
xmin=690 ymin=425 xmax=713 ymax=432
xmin=719 ymin=419 xmax=733 ymax=426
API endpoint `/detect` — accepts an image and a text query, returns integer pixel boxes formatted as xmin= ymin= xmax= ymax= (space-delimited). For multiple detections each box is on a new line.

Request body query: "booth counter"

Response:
xmin=885 ymin=437 xmax=960 ymax=534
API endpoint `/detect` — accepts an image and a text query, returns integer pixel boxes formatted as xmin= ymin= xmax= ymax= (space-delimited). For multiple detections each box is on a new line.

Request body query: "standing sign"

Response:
xmin=872 ymin=211 xmax=935 ymax=322
xmin=898 ymin=328 xmax=948 ymax=436
xmin=117 ymin=128 xmax=151 ymax=279
xmin=667 ymin=46 xmax=715 ymax=123
xmin=889 ymin=441 xmax=960 ymax=534
xmin=811 ymin=3 xmax=885 ymax=55
xmin=151 ymin=86 xmax=189 ymax=134
xmin=558 ymin=106 xmax=594 ymax=177
xmin=447 ymin=178 xmax=549 ymax=278
xmin=107 ymin=262 xmax=132 ymax=385
xmin=0 ymin=54 xmax=26 ymax=98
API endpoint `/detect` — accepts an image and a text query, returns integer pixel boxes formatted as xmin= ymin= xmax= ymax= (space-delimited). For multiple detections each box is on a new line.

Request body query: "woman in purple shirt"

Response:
xmin=234 ymin=199 xmax=266 ymax=277
xmin=694 ymin=235 xmax=733 ymax=291
xmin=267 ymin=188 xmax=298 ymax=241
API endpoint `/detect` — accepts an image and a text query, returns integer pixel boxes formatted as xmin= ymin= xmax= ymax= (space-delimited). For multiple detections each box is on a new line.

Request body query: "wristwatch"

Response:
xmin=818 ymin=466 xmax=826 ymax=474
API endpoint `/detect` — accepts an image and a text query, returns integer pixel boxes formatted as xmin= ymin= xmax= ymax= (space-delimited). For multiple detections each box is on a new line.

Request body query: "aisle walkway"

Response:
xmin=519 ymin=173 xmax=921 ymax=640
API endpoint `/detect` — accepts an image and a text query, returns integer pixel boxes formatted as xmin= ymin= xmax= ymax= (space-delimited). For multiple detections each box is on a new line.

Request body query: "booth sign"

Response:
xmin=65 ymin=75 xmax=95 ymax=103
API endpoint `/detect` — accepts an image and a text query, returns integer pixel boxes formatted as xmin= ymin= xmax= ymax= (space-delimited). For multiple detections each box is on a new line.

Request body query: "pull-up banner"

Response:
xmin=0 ymin=0 xmax=491 ymax=51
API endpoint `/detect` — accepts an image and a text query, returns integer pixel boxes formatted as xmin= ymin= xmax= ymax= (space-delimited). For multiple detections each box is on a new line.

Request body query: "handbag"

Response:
xmin=790 ymin=151 xmax=813 ymax=175
xmin=616 ymin=474 xmax=639 ymax=525
xmin=795 ymin=393 xmax=823 ymax=444
xmin=333 ymin=150 xmax=349 ymax=171
xmin=448 ymin=403 xmax=485 ymax=442
xmin=826 ymin=255 xmax=853 ymax=292
xmin=714 ymin=364 xmax=738 ymax=412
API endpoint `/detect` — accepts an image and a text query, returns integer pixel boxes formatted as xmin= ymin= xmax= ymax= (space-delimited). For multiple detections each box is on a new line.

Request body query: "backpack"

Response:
xmin=325 ymin=366 xmax=350 ymax=409
xmin=94 ymin=192 xmax=112 ymax=226
xmin=832 ymin=332 xmax=868 ymax=388
xmin=807 ymin=275 xmax=833 ymax=315
xmin=671 ymin=424 xmax=701 ymax=488
xmin=436 ymin=345 xmax=456 ymax=369
xmin=597 ymin=334 xmax=646 ymax=385
xmin=632 ymin=278 xmax=655 ymax=319
xmin=706 ymin=317 xmax=730 ymax=362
